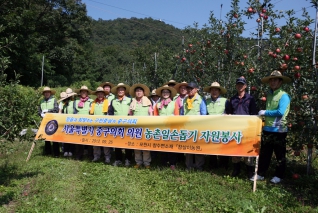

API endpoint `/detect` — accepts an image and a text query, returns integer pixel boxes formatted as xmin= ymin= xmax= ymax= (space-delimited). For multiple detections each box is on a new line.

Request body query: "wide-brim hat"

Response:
xmin=174 ymin=81 xmax=188 ymax=91
xmin=75 ymin=85 xmax=92 ymax=94
xmin=91 ymin=86 xmax=107 ymax=95
xmin=111 ymin=83 xmax=130 ymax=95
xmin=58 ymin=92 xmax=68 ymax=103
xmin=100 ymin=82 xmax=115 ymax=88
xmin=129 ymin=83 xmax=150 ymax=97
xmin=163 ymin=80 xmax=179 ymax=87
xmin=149 ymin=89 xmax=159 ymax=97
xmin=156 ymin=85 xmax=177 ymax=98
xmin=42 ymin=86 xmax=56 ymax=95
xmin=261 ymin=70 xmax=292 ymax=84
xmin=203 ymin=82 xmax=227 ymax=94
xmin=65 ymin=88 xmax=77 ymax=97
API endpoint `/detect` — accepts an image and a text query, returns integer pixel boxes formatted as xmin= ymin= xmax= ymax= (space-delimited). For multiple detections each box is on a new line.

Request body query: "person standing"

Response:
xmin=100 ymin=82 xmax=115 ymax=103
xmin=203 ymin=82 xmax=229 ymax=171
xmin=182 ymin=82 xmax=207 ymax=171
xmin=149 ymin=89 xmax=160 ymax=106
xmin=225 ymin=76 xmax=257 ymax=178
xmin=38 ymin=87 xmax=59 ymax=156
xmin=59 ymin=88 xmax=77 ymax=157
xmin=129 ymin=83 xmax=153 ymax=169
xmin=153 ymin=85 xmax=179 ymax=170
xmin=108 ymin=83 xmax=133 ymax=166
xmin=250 ymin=71 xmax=291 ymax=184
xmin=90 ymin=87 xmax=112 ymax=163
xmin=74 ymin=85 xmax=93 ymax=160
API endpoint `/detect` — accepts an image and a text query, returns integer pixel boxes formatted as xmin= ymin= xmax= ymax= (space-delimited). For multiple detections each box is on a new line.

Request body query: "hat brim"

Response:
xmin=129 ymin=84 xmax=150 ymax=97
xmin=261 ymin=76 xmax=292 ymax=84
xmin=111 ymin=84 xmax=130 ymax=95
xmin=91 ymin=90 xmax=107 ymax=95
xmin=174 ymin=82 xmax=188 ymax=91
xmin=163 ymin=81 xmax=178 ymax=86
xmin=203 ymin=86 xmax=227 ymax=94
xmin=66 ymin=92 xmax=77 ymax=97
xmin=42 ymin=89 xmax=56 ymax=95
xmin=74 ymin=88 xmax=93 ymax=94
xmin=100 ymin=82 xmax=115 ymax=88
xmin=58 ymin=96 xmax=70 ymax=103
xmin=156 ymin=86 xmax=177 ymax=98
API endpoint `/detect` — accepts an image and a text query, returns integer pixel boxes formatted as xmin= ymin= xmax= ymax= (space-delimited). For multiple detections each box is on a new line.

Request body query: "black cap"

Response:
xmin=236 ymin=77 xmax=247 ymax=84
xmin=187 ymin=82 xmax=199 ymax=88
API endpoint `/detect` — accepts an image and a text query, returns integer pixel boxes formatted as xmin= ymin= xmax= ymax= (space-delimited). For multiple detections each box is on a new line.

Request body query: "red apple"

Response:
xmin=281 ymin=63 xmax=288 ymax=70
xmin=287 ymin=123 xmax=292 ymax=128
xmin=262 ymin=8 xmax=267 ymax=13
xmin=241 ymin=62 xmax=245 ymax=66
xmin=224 ymin=49 xmax=229 ymax=54
xmin=275 ymin=27 xmax=281 ymax=33
xmin=294 ymin=72 xmax=301 ymax=79
xmin=256 ymin=18 xmax=261 ymax=23
xmin=188 ymin=44 xmax=193 ymax=48
xmin=294 ymin=66 xmax=300 ymax=71
xmin=181 ymin=57 xmax=186 ymax=62
xmin=260 ymin=97 xmax=266 ymax=101
xmin=296 ymin=47 xmax=303 ymax=52
xmin=302 ymin=95 xmax=308 ymax=100
xmin=234 ymin=13 xmax=239 ymax=18
xmin=268 ymin=51 xmax=273 ymax=56
xmin=243 ymin=55 xmax=248 ymax=59
xmin=292 ymin=57 xmax=298 ymax=61
xmin=248 ymin=68 xmax=255 ymax=73
xmin=275 ymin=48 xmax=281 ymax=53
xmin=292 ymin=173 xmax=300 ymax=179
xmin=248 ymin=7 xmax=253 ymax=13
xmin=303 ymin=26 xmax=310 ymax=32
xmin=272 ymin=53 xmax=277 ymax=58
xmin=251 ymin=86 xmax=257 ymax=91
xmin=283 ymin=55 xmax=290 ymax=61
xmin=264 ymin=15 xmax=269 ymax=20
xmin=260 ymin=13 xmax=264 ymax=17
xmin=295 ymin=34 xmax=302 ymax=39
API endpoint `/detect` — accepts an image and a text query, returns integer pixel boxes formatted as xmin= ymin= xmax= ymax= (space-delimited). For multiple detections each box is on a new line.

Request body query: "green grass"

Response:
xmin=0 ymin=141 xmax=318 ymax=212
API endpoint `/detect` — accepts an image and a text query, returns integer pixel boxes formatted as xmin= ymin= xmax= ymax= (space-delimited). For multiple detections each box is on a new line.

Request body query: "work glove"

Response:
xmin=258 ymin=110 xmax=266 ymax=116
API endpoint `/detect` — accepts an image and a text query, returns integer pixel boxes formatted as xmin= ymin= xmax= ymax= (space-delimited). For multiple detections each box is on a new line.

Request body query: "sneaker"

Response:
xmin=125 ymin=159 xmax=131 ymax=167
xmin=64 ymin=152 xmax=68 ymax=157
xmin=249 ymin=174 xmax=265 ymax=181
xmin=170 ymin=165 xmax=176 ymax=171
xmin=270 ymin=176 xmax=282 ymax=184
xmin=68 ymin=152 xmax=73 ymax=157
xmin=92 ymin=157 xmax=99 ymax=162
xmin=105 ymin=158 xmax=111 ymax=164
xmin=112 ymin=160 xmax=122 ymax=166
xmin=134 ymin=164 xmax=141 ymax=168
xmin=145 ymin=165 xmax=150 ymax=169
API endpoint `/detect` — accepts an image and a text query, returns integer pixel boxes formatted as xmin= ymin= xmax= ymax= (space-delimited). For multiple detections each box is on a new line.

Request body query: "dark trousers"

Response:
xmin=64 ymin=143 xmax=75 ymax=153
xmin=76 ymin=145 xmax=93 ymax=160
xmin=258 ymin=131 xmax=287 ymax=179
xmin=161 ymin=152 xmax=177 ymax=166
xmin=44 ymin=141 xmax=60 ymax=156
xmin=210 ymin=155 xmax=229 ymax=170
xmin=115 ymin=148 xmax=133 ymax=161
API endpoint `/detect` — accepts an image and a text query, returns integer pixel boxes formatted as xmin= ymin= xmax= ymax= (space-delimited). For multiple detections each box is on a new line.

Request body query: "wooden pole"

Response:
xmin=26 ymin=141 xmax=36 ymax=162
xmin=253 ymin=155 xmax=259 ymax=192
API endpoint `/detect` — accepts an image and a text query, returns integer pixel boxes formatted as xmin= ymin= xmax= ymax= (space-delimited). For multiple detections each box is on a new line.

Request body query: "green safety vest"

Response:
xmin=183 ymin=94 xmax=203 ymax=115
xmin=132 ymin=99 xmax=150 ymax=116
xmin=62 ymin=101 xmax=74 ymax=114
xmin=106 ymin=93 xmax=115 ymax=103
xmin=91 ymin=101 xmax=107 ymax=115
xmin=112 ymin=96 xmax=132 ymax=116
xmin=264 ymin=88 xmax=290 ymax=129
xmin=156 ymin=100 xmax=175 ymax=116
xmin=206 ymin=97 xmax=227 ymax=115
xmin=74 ymin=99 xmax=93 ymax=115
xmin=40 ymin=97 xmax=55 ymax=111
xmin=173 ymin=93 xmax=180 ymax=101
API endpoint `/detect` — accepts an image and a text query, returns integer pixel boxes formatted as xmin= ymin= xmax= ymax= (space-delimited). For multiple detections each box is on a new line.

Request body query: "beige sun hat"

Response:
xmin=261 ymin=70 xmax=292 ymax=84
xmin=163 ymin=80 xmax=179 ymax=87
xmin=100 ymin=82 xmax=115 ymax=88
xmin=75 ymin=85 xmax=92 ymax=94
xmin=65 ymin=88 xmax=77 ymax=97
xmin=42 ymin=86 xmax=56 ymax=95
xmin=91 ymin=87 xmax=107 ymax=95
xmin=58 ymin=92 xmax=68 ymax=103
xmin=149 ymin=89 xmax=159 ymax=97
xmin=174 ymin=81 xmax=188 ymax=91
xmin=156 ymin=85 xmax=177 ymax=98
xmin=129 ymin=83 xmax=150 ymax=97
xmin=203 ymin=82 xmax=227 ymax=95
xmin=111 ymin=83 xmax=130 ymax=95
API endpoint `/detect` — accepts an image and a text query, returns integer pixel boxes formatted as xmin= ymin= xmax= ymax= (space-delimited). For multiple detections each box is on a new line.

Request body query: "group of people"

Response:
xmin=38 ymin=70 xmax=291 ymax=184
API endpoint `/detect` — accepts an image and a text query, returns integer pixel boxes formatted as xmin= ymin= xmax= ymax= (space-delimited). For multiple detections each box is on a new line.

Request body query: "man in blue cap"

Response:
xmin=226 ymin=76 xmax=257 ymax=178
xmin=182 ymin=82 xmax=207 ymax=171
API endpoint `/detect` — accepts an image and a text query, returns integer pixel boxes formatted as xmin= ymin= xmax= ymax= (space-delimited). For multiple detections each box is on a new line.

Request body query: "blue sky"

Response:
xmin=82 ymin=0 xmax=317 ymax=37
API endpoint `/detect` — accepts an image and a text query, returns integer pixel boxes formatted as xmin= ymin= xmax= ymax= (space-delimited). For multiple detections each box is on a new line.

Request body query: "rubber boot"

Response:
xmin=231 ymin=162 xmax=241 ymax=177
